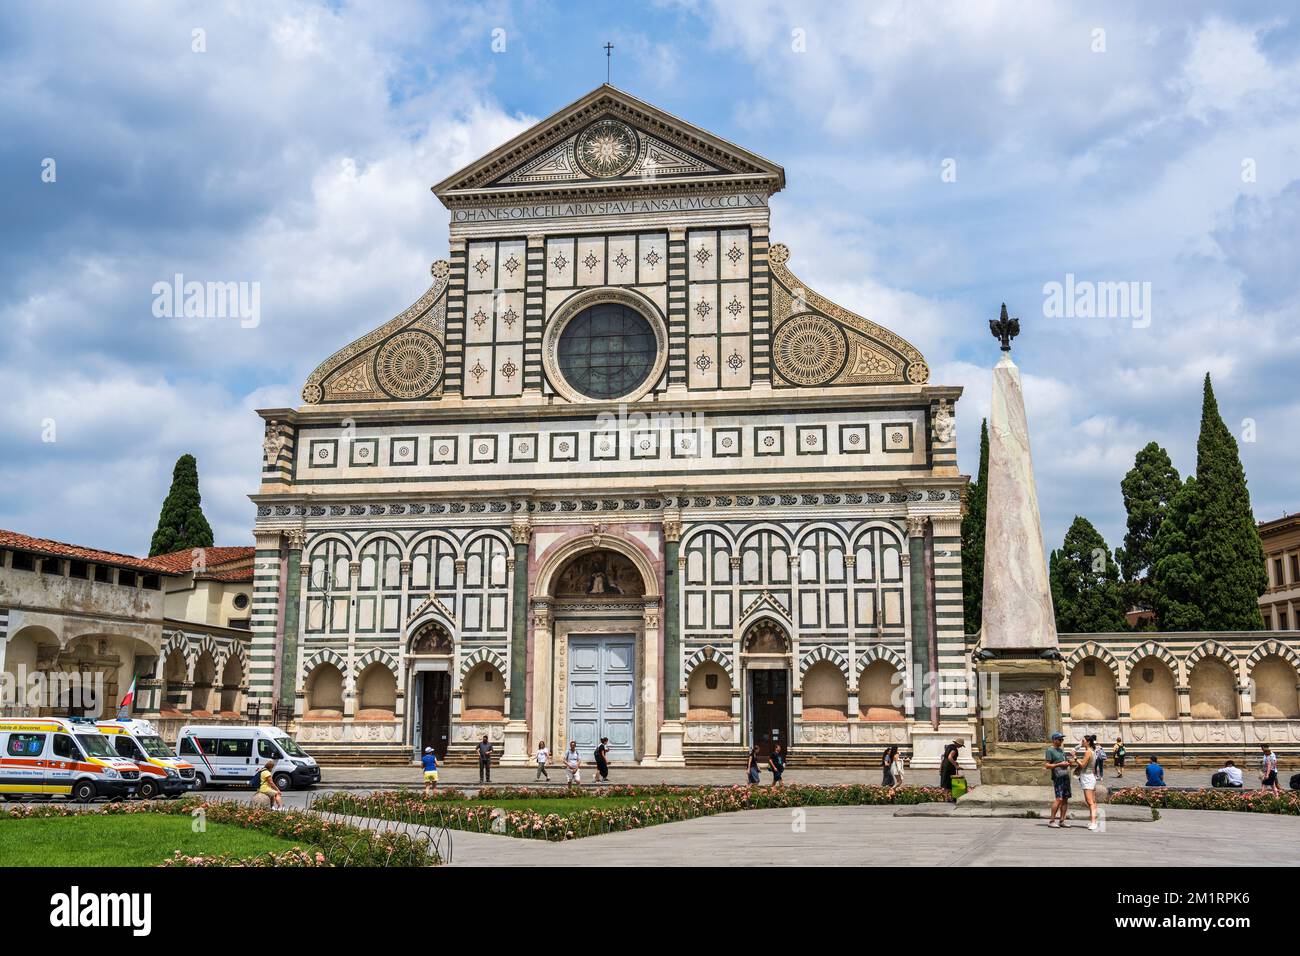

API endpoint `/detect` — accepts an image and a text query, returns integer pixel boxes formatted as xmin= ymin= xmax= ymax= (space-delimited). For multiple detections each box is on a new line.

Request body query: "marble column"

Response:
xmin=502 ymin=515 xmax=533 ymax=765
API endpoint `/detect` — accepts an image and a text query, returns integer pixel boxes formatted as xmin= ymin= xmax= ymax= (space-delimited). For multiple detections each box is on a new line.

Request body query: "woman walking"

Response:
xmin=881 ymin=746 xmax=899 ymax=789
xmin=1077 ymin=736 xmax=1100 ymax=831
xmin=746 ymin=745 xmax=761 ymax=785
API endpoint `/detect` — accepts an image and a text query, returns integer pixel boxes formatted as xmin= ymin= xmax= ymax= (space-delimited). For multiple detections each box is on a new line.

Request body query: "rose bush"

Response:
xmin=1110 ymin=787 xmax=1300 ymax=815
xmin=315 ymin=783 xmax=949 ymax=842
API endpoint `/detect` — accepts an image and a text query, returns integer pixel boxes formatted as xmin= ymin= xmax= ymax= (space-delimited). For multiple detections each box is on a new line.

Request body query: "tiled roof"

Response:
xmin=195 ymin=567 xmax=255 ymax=583
xmin=0 ymin=529 xmax=171 ymax=573
xmin=150 ymin=546 xmax=255 ymax=574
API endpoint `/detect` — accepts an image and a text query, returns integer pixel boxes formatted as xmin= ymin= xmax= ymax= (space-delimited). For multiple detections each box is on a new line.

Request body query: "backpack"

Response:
xmin=1290 ymin=773 xmax=1300 ymax=792
xmin=250 ymin=769 xmax=263 ymax=791
xmin=1211 ymin=771 xmax=1228 ymax=788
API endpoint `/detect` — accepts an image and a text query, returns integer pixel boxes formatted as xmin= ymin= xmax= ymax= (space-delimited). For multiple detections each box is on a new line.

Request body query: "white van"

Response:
xmin=0 ymin=717 xmax=141 ymax=801
xmin=95 ymin=719 xmax=197 ymax=799
xmin=176 ymin=725 xmax=320 ymax=791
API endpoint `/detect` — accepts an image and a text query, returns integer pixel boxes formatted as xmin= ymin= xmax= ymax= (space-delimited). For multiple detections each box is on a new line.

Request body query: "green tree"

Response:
xmin=1150 ymin=477 xmax=1205 ymax=631
xmin=1049 ymin=515 xmax=1127 ymax=633
xmin=1115 ymin=442 xmax=1181 ymax=616
xmin=961 ymin=419 xmax=989 ymax=636
xmin=1186 ymin=373 xmax=1268 ymax=629
xmin=149 ymin=454 xmax=215 ymax=556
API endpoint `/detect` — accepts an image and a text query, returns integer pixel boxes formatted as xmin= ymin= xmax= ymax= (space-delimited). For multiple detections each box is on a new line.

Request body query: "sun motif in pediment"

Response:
xmin=575 ymin=119 xmax=639 ymax=178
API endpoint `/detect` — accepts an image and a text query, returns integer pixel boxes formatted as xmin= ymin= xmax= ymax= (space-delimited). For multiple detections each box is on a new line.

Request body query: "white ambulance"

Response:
xmin=94 ymin=719 xmax=197 ymax=799
xmin=176 ymin=725 xmax=321 ymax=791
xmin=0 ymin=717 xmax=141 ymax=801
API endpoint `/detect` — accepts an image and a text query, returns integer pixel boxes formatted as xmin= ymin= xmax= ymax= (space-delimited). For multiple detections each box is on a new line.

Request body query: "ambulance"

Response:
xmin=95 ymin=718 xmax=197 ymax=798
xmin=0 ymin=717 xmax=141 ymax=801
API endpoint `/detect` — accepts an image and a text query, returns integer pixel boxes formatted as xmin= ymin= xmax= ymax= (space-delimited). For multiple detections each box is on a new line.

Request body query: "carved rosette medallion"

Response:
xmin=772 ymin=315 xmax=848 ymax=386
xmin=375 ymin=331 xmax=444 ymax=400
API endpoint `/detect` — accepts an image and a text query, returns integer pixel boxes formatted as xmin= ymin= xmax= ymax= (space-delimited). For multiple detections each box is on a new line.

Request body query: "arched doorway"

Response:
xmin=407 ymin=621 xmax=453 ymax=758
xmin=742 ymin=618 xmax=792 ymax=757
xmin=549 ymin=548 xmax=646 ymax=763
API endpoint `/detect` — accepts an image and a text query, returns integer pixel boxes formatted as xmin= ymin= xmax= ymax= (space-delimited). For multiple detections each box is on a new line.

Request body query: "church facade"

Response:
xmin=249 ymin=86 xmax=973 ymax=766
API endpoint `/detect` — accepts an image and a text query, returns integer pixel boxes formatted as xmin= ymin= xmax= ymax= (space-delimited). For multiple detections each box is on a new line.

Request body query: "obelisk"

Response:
xmin=972 ymin=305 xmax=1065 ymax=787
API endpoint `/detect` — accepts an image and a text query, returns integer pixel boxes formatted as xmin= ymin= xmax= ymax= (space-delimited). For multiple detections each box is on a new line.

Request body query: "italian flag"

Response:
xmin=117 ymin=675 xmax=137 ymax=718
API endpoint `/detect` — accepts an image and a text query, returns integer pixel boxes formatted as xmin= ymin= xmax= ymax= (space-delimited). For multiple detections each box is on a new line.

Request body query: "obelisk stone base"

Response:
xmin=975 ymin=656 xmax=1064 ymax=786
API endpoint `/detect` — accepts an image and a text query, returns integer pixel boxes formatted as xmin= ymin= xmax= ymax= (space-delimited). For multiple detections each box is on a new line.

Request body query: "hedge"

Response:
xmin=1110 ymin=787 xmax=1300 ymax=816
xmin=314 ymin=783 xmax=948 ymax=841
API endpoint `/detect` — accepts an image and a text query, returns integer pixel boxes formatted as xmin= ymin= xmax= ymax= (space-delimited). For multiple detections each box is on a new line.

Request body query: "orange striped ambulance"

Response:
xmin=0 ymin=716 xmax=141 ymax=801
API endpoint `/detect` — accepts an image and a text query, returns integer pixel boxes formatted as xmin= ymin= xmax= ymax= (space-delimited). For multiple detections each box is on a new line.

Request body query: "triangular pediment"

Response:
xmin=433 ymin=85 xmax=784 ymax=200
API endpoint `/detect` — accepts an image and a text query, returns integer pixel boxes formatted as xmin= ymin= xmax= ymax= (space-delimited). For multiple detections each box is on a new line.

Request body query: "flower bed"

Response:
xmin=1110 ymin=787 xmax=1300 ymax=816
xmin=314 ymin=783 xmax=947 ymax=842
xmin=0 ymin=798 xmax=436 ymax=866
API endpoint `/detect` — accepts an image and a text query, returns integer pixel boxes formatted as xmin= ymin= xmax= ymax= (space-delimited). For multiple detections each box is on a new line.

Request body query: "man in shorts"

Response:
xmin=422 ymin=746 xmax=439 ymax=796
xmin=1261 ymin=745 xmax=1280 ymax=794
xmin=1045 ymin=731 xmax=1075 ymax=829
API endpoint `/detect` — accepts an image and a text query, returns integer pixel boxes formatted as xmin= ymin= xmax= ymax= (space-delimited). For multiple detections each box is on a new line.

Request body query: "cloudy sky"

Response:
xmin=2 ymin=0 xmax=1297 ymax=558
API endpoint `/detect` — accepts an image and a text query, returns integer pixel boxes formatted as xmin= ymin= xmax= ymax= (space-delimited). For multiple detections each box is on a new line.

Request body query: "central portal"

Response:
xmin=749 ymin=669 xmax=789 ymax=758
xmin=566 ymin=634 xmax=636 ymax=761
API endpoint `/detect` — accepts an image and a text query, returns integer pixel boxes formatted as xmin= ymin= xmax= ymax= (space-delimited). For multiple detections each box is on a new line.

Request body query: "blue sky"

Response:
xmin=1 ymin=0 xmax=1297 ymax=558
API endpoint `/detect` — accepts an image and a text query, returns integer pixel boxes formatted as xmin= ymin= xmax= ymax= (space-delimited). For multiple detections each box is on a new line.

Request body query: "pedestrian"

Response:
xmin=746 ymin=745 xmax=761 ymax=784
xmin=593 ymin=737 xmax=610 ymax=783
xmin=1045 ymin=731 xmax=1073 ymax=828
xmin=1144 ymin=755 xmax=1166 ymax=787
xmin=881 ymin=745 xmax=899 ymax=788
xmin=891 ymin=748 xmax=905 ymax=790
xmin=1076 ymin=735 xmax=1100 ymax=831
xmin=257 ymin=758 xmax=283 ymax=809
xmin=564 ymin=740 xmax=582 ymax=786
xmin=939 ymin=741 xmax=962 ymax=800
xmin=534 ymin=740 xmax=550 ymax=781
xmin=1260 ymin=745 xmax=1280 ymax=795
xmin=1113 ymin=737 xmax=1126 ymax=778
xmin=768 ymin=743 xmax=785 ymax=786
xmin=421 ymin=746 xmax=439 ymax=797
xmin=477 ymin=734 xmax=493 ymax=784
xmin=1091 ymin=735 xmax=1106 ymax=779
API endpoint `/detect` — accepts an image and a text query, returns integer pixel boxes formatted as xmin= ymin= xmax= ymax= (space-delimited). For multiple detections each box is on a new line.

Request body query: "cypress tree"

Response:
xmin=149 ymin=454 xmax=215 ymax=556
xmin=961 ymin=419 xmax=989 ymax=635
xmin=1116 ymin=442 xmax=1181 ymax=616
xmin=1151 ymin=477 xmax=1205 ymax=631
xmin=1187 ymin=374 xmax=1268 ymax=629
xmin=1049 ymin=515 xmax=1127 ymax=633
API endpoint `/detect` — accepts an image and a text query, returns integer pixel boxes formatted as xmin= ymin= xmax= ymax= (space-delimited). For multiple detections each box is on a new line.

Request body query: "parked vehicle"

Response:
xmin=176 ymin=725 xmax=320 ymax=791
xmin=0 ymin=716 xmax=141 ymax=801
xmin=95 ymin=718 xmax=197 ymax=799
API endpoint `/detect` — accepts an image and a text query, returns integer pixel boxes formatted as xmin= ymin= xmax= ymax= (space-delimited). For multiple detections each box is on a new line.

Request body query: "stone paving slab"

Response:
xmin=430 ymin=805 xmax=1300 ymax=867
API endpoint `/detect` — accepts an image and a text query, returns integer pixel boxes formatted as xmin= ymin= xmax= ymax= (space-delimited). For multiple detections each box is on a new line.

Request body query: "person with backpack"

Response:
xmin=939 ymin=742 xmax=963 ymax=800
xmin=1113 ymin=737 xmax=1127 ymax=778
xmin=421 ymin=746 xmax=439 ymax=797
xmin=593 ymin=737 xmax=610 ymax=783
xmin=768 ymin=743 xmax=785 ymax=786
xmin=746 ymin=745 xmax=761 ymax=785
xmin=257 ymin=758 xmax=282 ymax=809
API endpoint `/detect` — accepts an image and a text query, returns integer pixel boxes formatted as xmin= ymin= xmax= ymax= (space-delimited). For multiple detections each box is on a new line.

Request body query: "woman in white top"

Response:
xmin=1076 ymin=738 xmax=1099 ymax=831
xmin=534 ymin=741 xmax=550 ymax=781
xmin=564 ymin=740 xmax=582 ymax=786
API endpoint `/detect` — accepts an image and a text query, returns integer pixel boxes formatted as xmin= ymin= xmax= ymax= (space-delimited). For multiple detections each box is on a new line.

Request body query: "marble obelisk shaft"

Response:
xmin=980 ymin=352 xmax=1058 ymax=651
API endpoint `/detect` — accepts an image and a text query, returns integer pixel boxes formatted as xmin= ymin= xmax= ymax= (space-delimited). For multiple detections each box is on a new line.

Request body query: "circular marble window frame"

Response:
xmin=543 ymin=287 xmax=668 ymax=404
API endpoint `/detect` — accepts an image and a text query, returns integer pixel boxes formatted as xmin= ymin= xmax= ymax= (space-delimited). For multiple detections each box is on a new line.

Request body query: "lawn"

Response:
xmin=0 ymin=814 xmax=318 ymax=867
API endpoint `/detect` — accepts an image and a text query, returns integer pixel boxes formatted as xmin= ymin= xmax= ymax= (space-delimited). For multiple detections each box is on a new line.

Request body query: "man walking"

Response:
xmin=564 ymin=740 xmax=582 ymax=786
xmin=477 ymin=734 xmax=493 ymax=784
xmin=1261 ymin=745 xmax=1280 ymax=794
xmin=1045 ymin=731 xmax=1074 ymax=828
